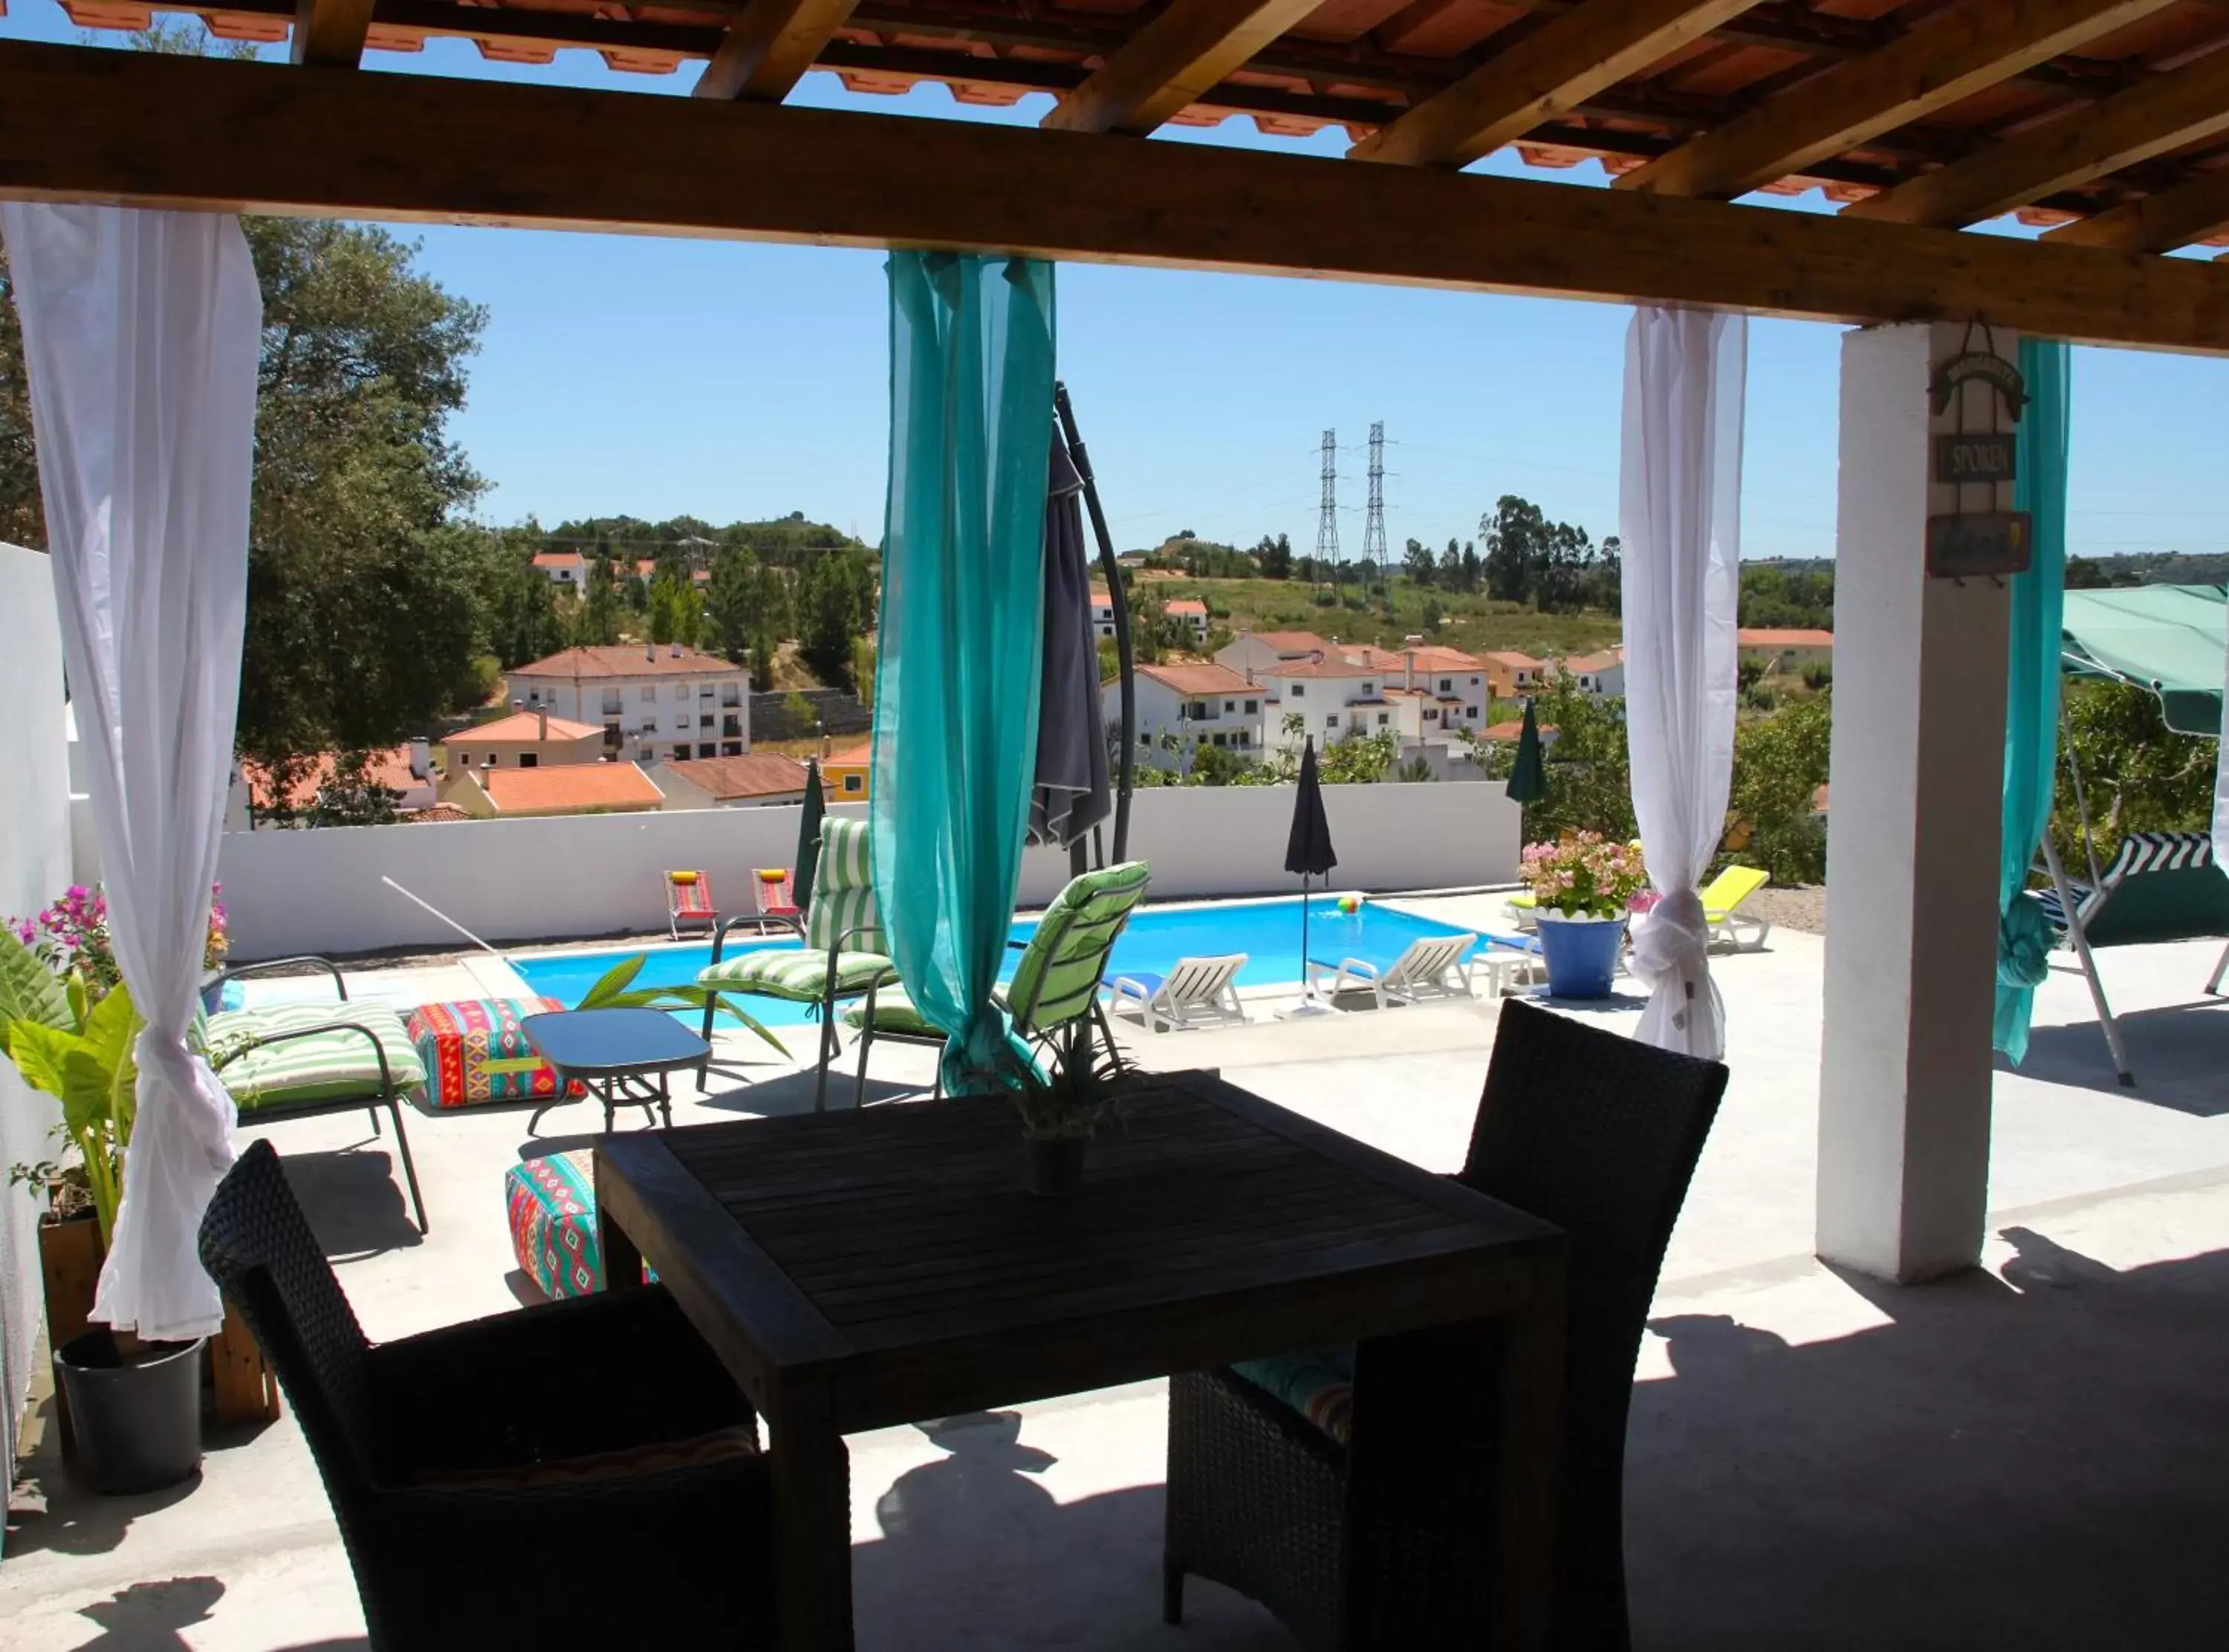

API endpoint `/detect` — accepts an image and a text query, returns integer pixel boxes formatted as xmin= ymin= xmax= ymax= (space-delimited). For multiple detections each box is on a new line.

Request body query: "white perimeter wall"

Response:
xmin=218 ymin=781 xmax=1522 ymax=959
xmin=0 ymin=544 xmax=71 ymax=1511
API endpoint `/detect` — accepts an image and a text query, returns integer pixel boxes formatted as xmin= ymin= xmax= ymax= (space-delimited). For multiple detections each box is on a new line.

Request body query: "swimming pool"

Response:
xmin=507 ymin=894 xmax=1485 ymax=1022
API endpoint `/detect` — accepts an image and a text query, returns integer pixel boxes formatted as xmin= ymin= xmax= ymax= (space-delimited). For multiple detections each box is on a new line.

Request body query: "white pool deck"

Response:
xmin=5 ymin=894 xmax=2228 ymax=1649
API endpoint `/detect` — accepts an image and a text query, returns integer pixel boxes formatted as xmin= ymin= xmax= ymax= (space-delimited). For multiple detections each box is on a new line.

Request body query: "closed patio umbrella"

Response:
xmin=1284 ymin=738 xmax=1338 ymax=1016
xmin=1029 ymin=422 xmax=1112 ymax=851
xmin=1505 ymin=698 xmax=1548 ymax=805
xmin=794 ymin=757 xmax=827 ymax=911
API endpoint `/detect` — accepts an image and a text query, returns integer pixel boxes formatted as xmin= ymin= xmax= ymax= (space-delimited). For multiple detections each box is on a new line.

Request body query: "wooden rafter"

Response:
xmin=2 ymin=41 xmax=2226 ymax=354
xmin=1041 ymin=0 xmax=1328 ymax=135
xmin=1615 ymin=0 xmax=2180 ymax=200
xmin=694 ymin=0 xmax=860 ymax=102
xmin=2043 ymin=163 xmax=2229 ymax=250
xmin=1845 ymin=43 xmax=2229 ymax=227
xmin=1350 ymin=0 xmax=1758 ymax=168
xmin=291 ymin=0 xmax=374 ymax=67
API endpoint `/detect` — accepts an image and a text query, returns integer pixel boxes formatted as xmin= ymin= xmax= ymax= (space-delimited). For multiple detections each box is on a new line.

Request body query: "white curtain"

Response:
xmin=2 ymin=205 xmax=261 ymax=1342
xmin=1620 ymin=307 xmax=1746 ymax=1061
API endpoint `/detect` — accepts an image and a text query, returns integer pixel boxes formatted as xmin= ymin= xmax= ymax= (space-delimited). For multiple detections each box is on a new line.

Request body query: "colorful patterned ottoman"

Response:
xmin=504 ymin=1148 xmax=650 ymax=1300
xmin=405 ymin=997 xmax=581 ymax=1110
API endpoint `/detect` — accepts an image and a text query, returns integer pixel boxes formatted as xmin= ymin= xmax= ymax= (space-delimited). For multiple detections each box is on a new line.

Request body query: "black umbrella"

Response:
xmin=794 ymin=757 xmax=828 ymax=912
xmin=1029 ymin=422 xmax=1112 ymax=852
xmin=1285 ymin=738 xmax=1338 ymax=1010
xmin=1505 ymin=698 xmax=1548 ymax=804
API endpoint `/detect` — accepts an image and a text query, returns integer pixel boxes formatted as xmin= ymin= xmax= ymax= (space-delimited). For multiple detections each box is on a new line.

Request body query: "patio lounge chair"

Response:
xmin=2028 ymin=830 xmax=2229 ymax=1084
xmin=1106 ymin=953 xmax=1247 ymax=1032
xmin=1304 ymin=931 xmax=1492 ymax=1009
xmin=198 ymin=957 xmax=429 ymax=1234
xmin=753 ymin=866 xmax=802 ymax=931
xmin=696 ymin=817 xmax=895 ymax=1110
xmin=198 ymin=1139 xmax=773 ymax=1650
xmin=845 ymin=861 xmax=1152 ymax=1101
xmin=1163 ymin=998 xmax=1727 ymax=1651
xmin=665 ymin=868 xmax=718 ymax=940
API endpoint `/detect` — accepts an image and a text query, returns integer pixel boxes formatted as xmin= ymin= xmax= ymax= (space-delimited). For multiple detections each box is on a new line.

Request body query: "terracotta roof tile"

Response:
xmin=664 ymin=754 xmax=812 ymax=801
xmin=461 ymin=711 xmax=603 ymax=743
xmin=239 ymin=747 xmax=422 ymax=813
xmin=1137 ymin=662 xmax=1255 ymax=695
xmin=1737 ymin=628 xmax=1834 ymax=648
xmin=481 ymin=763 xmax=664 ymax=813
xmin=508 ymin=645 xmax=741 ymax=680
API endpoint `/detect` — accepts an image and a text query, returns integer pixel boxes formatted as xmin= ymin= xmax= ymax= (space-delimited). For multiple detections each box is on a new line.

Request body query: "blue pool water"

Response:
xmin=509 ymin=895 xmax=1485 ymax=1022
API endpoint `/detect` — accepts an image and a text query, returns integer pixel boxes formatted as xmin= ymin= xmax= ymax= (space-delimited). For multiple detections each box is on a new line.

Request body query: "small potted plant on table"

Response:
xmin=1519 ymin=831 xmax=1649 ymax=1000
xmin=1011 ymin=1027 xmax=1135 ymax=1197
xmin=4 ymin=888 xmax=225 ymax=1494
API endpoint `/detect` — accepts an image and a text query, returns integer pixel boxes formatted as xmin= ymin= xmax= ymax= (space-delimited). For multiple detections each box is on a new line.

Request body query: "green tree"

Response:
xmin=1402 ymin=537 xmax=1436 ymax=586
xmin=795 ymin=550 xmax=863 ymax=688
xmin=646 ymin=573 xmax=705 ymax=648
xmin=579 ymin=548 xmax=621 ymax=645
xmin=305 ymin=751 xmax=404 ymax=827
xmin=0 ymin=238 xmax=35 ymax=547
xmin=234 ymin=218 xmax=490 ymax=772
xmin=2053 ymin=678 xmax=2219 ymax=874
xmin=1256 ymin=532 xmax=1294 ymax=580
xmin=1727 ymin=692 xmax=1832 ymax=883
xmin=704 ymin=546 xmax=756 ymax=666
xmin=484 ymin=531 xmax=567 ymax=669
xmin=1474 ymin=671 xmax=1637 ymax=842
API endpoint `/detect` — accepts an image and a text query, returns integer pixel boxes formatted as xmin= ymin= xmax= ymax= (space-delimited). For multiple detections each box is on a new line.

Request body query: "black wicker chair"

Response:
xmin=1163 ymin=998 xmax=1727 ymax=1651
xmin=198 ymin=1139 xmax=777 ymax=1649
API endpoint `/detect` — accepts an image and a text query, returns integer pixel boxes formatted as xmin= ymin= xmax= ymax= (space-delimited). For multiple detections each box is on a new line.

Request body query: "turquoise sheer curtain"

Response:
xmin=1994 ymin=338 xmax=2071 ymax=1061
xmin=872 ymin=253 xmax=1057 ymax=1095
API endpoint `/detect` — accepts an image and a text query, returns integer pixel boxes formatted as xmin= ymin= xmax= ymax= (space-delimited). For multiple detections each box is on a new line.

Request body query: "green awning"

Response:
xmin=2060 ymin=584 xmax=2226 ymax=738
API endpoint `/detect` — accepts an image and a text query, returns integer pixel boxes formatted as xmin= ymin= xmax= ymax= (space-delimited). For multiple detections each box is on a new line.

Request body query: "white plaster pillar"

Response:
xmin=1816 ymin=322 xmax=2015 ymax=1284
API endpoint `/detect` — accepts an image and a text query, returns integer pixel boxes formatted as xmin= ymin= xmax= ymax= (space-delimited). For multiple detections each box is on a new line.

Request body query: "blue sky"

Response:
xmin=8 ymin=2 xmax=2227 ymax=562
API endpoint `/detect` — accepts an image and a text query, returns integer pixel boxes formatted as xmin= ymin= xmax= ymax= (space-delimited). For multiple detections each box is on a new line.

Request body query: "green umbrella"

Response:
xmin=1505 ymin=698 xmax=1548 ymax=804
xmin=794 ymin=758 xmax=828 ymax=911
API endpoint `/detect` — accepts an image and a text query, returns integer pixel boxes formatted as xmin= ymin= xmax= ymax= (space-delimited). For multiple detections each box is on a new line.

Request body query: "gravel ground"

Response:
xmin=1746 ymin=883 xmax=1826 ymax=936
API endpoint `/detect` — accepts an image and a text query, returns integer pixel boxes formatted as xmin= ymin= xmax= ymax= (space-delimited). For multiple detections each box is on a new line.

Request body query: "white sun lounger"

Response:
xmin=1105 ymin=954 xmax=1248 ymax=1032
xmin=1305 ymin=932 xmax=1499 ymax=1009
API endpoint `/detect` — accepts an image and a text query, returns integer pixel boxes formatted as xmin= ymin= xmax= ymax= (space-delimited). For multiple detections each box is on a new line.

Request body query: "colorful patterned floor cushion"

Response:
xmin=1232 ymin=1347 xmax=1355 ymax=1446
xmin=506 ymin=1148 xmax=651 ymax=1301
xmin=202 ymin=1001 xmax=428 ymax=1110
xmin=406 ymin=997 xmax=580 ymax=1110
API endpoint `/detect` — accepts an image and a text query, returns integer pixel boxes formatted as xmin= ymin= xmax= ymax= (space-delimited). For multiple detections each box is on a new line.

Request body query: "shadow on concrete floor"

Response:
xmin=273 ymin=1148 xmax=423 ymax=1261
xmin=2008 ymin=998 xmax=2229 ymax=1116
xmin=1627 ymin=1226 xmax=2229 ymax=1651
xmin=3 ymin=1422 xmax=201 ymax=1562
xmin=852 ymin=1411 xmax=1288 ymax=1651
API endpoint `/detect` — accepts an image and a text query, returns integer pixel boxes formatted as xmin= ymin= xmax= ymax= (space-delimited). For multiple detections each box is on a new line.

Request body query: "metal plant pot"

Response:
xmin=53 ymin=1329 xmax=207 ymax=1495
xmin=1024 ymin=1134 xmax=1089 ymax=1197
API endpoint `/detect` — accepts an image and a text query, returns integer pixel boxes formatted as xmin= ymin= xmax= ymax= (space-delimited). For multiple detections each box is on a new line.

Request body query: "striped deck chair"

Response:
xmin=695 ymin=818 xmax=894 ymax=1110
xmin=665 ymin=870 xmax=717 ymax=940
xmin=197 ymin=957 xmax=429 ymax=1232
xmin=752 ymin=867 xmax=802 ymax=932
xmin=845 ymin=862 xmax=1153 ymax=1104
xmin=2025 ymin=830 xmax=2229 ymax=1084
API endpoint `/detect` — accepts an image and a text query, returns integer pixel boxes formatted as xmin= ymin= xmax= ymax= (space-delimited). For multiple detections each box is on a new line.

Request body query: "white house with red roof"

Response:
xmin=1103 ymin=661 xmax=1265 ymax=769
xmin=1161 ymin=596 xmax=1210 ymax=643
xmin=531 ymin=550 xmax=585 ymax=587
xmin=504 ymin=643 xmax=750 ymax=766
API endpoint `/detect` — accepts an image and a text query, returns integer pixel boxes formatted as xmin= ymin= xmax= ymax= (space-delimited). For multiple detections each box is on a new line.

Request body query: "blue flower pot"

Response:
xmin=1535 ymin=913 xmax=1626 ymax=1000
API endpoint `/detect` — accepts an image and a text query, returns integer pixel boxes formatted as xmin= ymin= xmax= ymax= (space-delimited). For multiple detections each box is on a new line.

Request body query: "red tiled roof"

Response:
xmin=1262 ymin=659 xmax=1380 ymax=680
xmin=403 ymin=804 xmax=473 ymax=825
xmin=824 ymin=743 xmax=873 ymax=768
xmin=1738 ymin=628 xmax=1835 ymax=648
xmin=531 ymin=551 xmax=584 ymax=569
xmin=1563 ymin=651 xmax=1623 ymax=673
xmin=460 ymin=711 xmax=603 ymax=744
xmin=664 ymin=754 xmax=812 ymax=801
xmin=1482 ymin=722 xmax=1557 ymax=741
xmin=1246 ymin=631 xmax=1330 ymax=657
xmin=240 ymin=747 xmax=422 ymax=813
xmin=1483 ymin=651 xmax=1545 ymax=670
xmin=481 ymin=762 xmax=664 ymax=813
xmin=508 ymin=645 xmax=741 ymax=680
xmin=1163 ymin=599 xmax=1208 ymax=617
xmin=1138 ymin=662 xmax=1255 ymax=695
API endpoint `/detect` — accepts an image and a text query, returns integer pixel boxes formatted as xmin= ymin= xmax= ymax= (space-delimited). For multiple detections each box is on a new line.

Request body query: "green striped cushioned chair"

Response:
xmin=843 ymin=861 xmax=1152 ymax=1103
xmin=696 ymin=817 xmax=897 ymax=1109
xmin=195 ymin=994 xmax=431 ymax=1233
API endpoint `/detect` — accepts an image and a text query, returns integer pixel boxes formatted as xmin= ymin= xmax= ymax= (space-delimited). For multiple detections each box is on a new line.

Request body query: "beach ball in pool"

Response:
xmin=1336 ymin=894 xmax=1362 ymax=915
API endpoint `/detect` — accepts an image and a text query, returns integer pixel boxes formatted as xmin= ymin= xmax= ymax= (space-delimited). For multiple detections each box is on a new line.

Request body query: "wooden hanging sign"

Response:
xmin=1926 ymin=511 xmax=2032 ymax=579
xmin=1930 ymin=350 xmax=2028 ymax=421
xmin=1935 ymin=432 xmax=2017 ymax=484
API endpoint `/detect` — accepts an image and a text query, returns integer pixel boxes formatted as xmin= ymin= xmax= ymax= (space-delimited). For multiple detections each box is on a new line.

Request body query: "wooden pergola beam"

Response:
xmin=1846 ymin=44 xmax=2229 ymax=227
xmin=2043 ymin=163 xmax=2229 ymax=250
xmin=1350 ymin=0 xmax=1756 ymax=169
xmin=1615 ymin=0 xmax=2178 ymax=200
xmin=1 ymin=41 xmax=2225 ymax=354
xmin=291 ymin=0 xmax=375 ymax=67
xmin=1041 ymin=0 xmax=1328 ymax=135
xmin=693 ymin=0 xmax=860 ymax=102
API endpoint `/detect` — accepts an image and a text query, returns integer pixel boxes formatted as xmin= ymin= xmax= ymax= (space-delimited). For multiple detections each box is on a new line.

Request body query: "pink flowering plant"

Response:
xmin=1519 ymin=832 xmax=1650 ymax=921
xmin=8 ymin=883 xmax=229 ymax=1004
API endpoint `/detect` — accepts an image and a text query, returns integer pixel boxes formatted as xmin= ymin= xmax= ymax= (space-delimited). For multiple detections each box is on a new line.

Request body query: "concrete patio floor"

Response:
xmin=4 ymin=902 xmax=2227 ymax=1650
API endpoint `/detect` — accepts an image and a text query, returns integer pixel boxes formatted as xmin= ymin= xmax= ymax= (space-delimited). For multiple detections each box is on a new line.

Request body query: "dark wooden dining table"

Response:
xmin=594 ymin=1069 xmax=1568 ymax=1651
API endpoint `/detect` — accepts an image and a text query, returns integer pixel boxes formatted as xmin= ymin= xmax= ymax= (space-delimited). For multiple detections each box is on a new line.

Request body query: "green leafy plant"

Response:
xmin=0 ymin=925 xmax=139 ymax=1246
xmin=573 ymin=952 xmax=788 ymax=1055
xmin=1012 ymin=1030 xmax=1135 ymax=1141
